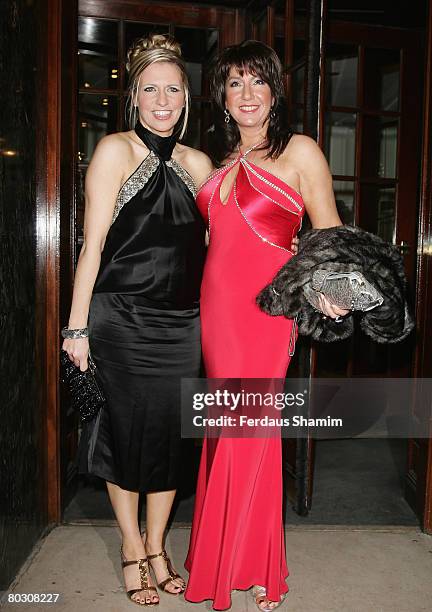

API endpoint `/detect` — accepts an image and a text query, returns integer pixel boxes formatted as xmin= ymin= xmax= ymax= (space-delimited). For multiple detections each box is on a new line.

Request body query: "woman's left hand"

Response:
xmin=318 ymin=293 xmax=350 ymax=320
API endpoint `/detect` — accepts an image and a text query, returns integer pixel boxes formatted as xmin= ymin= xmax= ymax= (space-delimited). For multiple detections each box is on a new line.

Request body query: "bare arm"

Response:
xmin=293 ymin=135 xmax=342 ymax=229
xmin=293 ymin=136 xmax=348 ymax=318
xmin=63 ymin=135 xmax=125 ymax=369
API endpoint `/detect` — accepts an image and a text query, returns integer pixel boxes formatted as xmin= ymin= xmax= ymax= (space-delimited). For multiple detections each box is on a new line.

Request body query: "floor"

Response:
xmin=3 ymin=524 xmax=432 ymax=611
xmin=3 ymin=439 xmax=428 ymax=611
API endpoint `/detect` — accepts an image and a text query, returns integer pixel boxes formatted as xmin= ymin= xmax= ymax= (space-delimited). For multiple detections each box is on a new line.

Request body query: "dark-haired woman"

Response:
xmin=184 ymin=41 xmax=346 ymax=611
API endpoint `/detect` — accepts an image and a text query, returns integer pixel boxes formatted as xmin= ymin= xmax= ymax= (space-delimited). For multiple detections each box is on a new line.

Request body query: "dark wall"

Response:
xmin=0 ymin=0 xmax=46 ymax=590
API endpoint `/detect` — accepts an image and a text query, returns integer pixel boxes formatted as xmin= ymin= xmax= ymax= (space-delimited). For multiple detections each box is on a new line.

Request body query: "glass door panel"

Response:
xmin=186 ymin=100 xmax=212 ymax=150
xmin=359 ymin=185 xmax=396 ymax=243
xmin=363 ymin=48 xmax=401 ymax=111
xmin=333 ymin=179 xmax=355 ymax=224
xmin=292 ymin=66 xmax=305 ymax=104
xmin=315 ymin=32 xmax=408 ymax=383
xmin=291 ymin=106 xmax=304 ymax=133
xmin=174 ymin=27 xmax=219 ymax=96
xmin=324 ymin=112 xmax=357 ymax=176
xmin=291 ymin=39 xmax=306 ymax=105
xmin=325 ymin=43 xmax=358 ymax=108
xmin=78 ymin=17 xmax=118 ymax=91
xmin=174 ymin=27 xmax=218 ymax=150
xmin=78 ymin=94 xmax=118 ymax=162
xmin=361 ymin=115 xmax=398 ymax=178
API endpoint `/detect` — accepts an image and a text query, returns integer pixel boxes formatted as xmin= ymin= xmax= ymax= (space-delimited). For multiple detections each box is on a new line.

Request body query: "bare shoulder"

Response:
xmin=283 ymin=134 xmax=331 ymax=181
xmin=90 ymin=132 xmax=133 ymax=166
xmin=286 ymin=134 xmax=324 ymax=162
xmin=85 ymin=132 xmax=137 ymax=196
xmin=175 ymin=143 xmax=214 ymax=187
xmin=176 ymin=143 xmax=212 ymax=168
xmin=287 ymin=135 xmax=340 ymax=227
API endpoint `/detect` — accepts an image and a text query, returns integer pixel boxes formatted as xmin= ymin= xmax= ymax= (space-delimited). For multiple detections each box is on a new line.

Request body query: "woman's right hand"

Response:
xmin=62 ymin=337 xmax=90 ymax=371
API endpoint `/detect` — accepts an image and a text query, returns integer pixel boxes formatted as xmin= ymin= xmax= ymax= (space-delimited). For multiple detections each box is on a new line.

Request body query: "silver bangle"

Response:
xmin=61 ymin=326 xmax=89 ymax=339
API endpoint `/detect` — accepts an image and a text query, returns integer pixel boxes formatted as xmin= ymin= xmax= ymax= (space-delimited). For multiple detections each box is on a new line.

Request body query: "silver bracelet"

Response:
xmin=61 ymin=326 xmax=89 ymax=339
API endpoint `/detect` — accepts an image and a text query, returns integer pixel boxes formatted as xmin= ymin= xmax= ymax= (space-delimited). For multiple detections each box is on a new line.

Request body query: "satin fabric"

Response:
xmin=185 ymin=153 xmax=305 ymax=610
xmin=77 ymin=294 xmax=201 ymax=492
xmin=198 ymin=152 xmax=302 ymax=252
xmin=94 ymin=123 xmax=206 ymax=307
xmin=76 ymin=123 xmax=205 ymax=492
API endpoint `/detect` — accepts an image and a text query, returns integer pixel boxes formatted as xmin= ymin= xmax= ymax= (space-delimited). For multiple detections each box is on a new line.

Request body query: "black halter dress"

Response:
xmin=76 ymin=122 xmax=206 ymax=492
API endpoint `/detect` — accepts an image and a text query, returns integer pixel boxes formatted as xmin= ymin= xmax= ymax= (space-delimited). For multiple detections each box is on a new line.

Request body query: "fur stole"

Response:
xmin=256 ymin=225 xmax=414 ymax=343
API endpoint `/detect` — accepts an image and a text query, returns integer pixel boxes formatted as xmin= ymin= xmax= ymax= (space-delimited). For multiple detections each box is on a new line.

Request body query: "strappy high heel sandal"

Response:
xmin=147 ymin=549 xmax=186 ymax=595
xmin=251 ymin=585 xmax=286 ymax=611
xmin=120 ymin=548 xmax=159 ymax=606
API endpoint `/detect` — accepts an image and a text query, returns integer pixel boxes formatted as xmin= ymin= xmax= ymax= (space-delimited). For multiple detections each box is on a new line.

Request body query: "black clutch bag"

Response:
xmin=60 ymin=349 xmax=106 ymax=422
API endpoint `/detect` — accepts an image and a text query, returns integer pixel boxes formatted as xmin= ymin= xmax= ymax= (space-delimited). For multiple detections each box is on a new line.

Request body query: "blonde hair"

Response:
xmin=126 ymin=33 xmax=190 ymax=139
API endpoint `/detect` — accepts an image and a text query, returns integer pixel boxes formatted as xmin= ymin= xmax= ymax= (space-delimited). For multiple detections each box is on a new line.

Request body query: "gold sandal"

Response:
xmin=120 ymin=548 xmax=159 ymax=606
xmin=147 ymin=549 xmax=185 ymax=595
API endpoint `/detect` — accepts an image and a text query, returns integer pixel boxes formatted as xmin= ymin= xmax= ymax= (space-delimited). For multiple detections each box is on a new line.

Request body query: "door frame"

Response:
xmin=78 ymin=0 xmax=245 ymax=47
xmin=40 ymin=0 xmax=432 ymax=529
xmin=409 ymin=0 xmax=432 ymax=534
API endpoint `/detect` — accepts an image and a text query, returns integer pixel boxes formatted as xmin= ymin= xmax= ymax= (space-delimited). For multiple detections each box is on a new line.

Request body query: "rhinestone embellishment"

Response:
xmin=166 ymin=158 xmax=197 ymax=197
xmin=111 ymin=152 xmax=198 ymax=225
xmin=241 ymin=160 xmax=300 ymax=217
xmin=112 ymin=151 xmax=159 ymax=224
xmin=204 ymin=141 xmax=304 ymax=248
xmin=233 ymin=182 xmax=294 ymax=254
xmin=241 ymin=158 xmax=303 ymax=211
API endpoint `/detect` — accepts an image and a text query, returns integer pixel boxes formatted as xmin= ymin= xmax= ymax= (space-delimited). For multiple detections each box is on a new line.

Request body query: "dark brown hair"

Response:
xmin=210 ymin=40 xmax=293 ymax=161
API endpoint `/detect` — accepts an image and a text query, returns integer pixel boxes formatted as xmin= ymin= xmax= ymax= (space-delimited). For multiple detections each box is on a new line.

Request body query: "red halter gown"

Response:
xmin=184 ymin=144 xmax=305 ymax=610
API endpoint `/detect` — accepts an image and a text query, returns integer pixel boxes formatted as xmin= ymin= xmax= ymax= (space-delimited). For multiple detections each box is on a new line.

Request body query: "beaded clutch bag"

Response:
xmin=60 ymin=349 xmax=105 ymax=422
xmin=303 ymin=270 xmax=384 ymax=313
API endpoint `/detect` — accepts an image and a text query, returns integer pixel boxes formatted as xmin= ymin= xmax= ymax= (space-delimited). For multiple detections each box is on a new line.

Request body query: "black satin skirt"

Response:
xmin=76 ymin=293 xmax=201 ymax=493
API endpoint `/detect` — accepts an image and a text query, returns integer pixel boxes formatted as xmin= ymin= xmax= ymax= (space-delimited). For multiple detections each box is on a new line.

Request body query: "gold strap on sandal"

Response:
xmin=121 ymin=551 xmax=159 ymax=607
xmin=147 ymin=549 xmax=185 ymax=593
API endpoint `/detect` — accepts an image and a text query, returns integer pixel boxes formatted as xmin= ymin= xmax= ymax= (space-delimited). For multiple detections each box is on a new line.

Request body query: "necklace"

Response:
xmin=238 ymin=138 xmax=268 ymax=158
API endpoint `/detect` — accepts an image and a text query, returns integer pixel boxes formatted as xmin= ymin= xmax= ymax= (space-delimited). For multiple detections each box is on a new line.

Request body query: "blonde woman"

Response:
xmin=63 ymin=34 xmax=212 ymax=606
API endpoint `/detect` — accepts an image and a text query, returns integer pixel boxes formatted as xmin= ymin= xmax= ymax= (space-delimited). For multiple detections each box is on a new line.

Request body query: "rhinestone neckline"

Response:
xmin=204 ymin=155 xmax=303 ymax=248
xmin=238 ymin=138 xmax=268 ymax=158
xmin=111 ymin=152 xmax=198 ymax=225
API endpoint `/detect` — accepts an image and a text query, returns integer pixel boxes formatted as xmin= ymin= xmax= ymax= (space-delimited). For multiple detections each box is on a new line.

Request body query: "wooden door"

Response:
xmin=291 ymin=18 xmax=424 ymax=517
xmin=60 ymin=0 xmax=246 ymax=515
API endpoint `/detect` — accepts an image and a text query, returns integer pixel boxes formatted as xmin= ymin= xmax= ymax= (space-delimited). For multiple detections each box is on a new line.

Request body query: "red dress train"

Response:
xmin=185 ymin=148 xmax=305 ymax=610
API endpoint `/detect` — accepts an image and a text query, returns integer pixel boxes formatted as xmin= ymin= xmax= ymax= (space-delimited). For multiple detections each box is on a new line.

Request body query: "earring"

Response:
xmin=224 ymin=109 xmax=231 ymax=124
xmin=270 ymin=107 xmax=276 ymax=120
